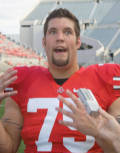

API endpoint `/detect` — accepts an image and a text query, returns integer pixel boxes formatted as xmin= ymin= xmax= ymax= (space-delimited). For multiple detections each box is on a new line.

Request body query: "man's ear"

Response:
xmin=42 ymin=37 xmax=46 ymax=47
xmin=76 ymin=37 xmax=81 ymax=50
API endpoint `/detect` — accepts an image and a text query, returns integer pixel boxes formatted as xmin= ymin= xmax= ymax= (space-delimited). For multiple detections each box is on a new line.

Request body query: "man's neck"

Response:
xmin=49 ymin=64 xmax=79 ymax=79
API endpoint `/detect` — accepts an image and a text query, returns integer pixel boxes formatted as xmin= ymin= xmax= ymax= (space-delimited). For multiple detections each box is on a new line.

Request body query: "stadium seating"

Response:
xmin=0 ymin=32 xmax=47 ymax=73
xmin=20 ymin=0 xmax=120 ymax=64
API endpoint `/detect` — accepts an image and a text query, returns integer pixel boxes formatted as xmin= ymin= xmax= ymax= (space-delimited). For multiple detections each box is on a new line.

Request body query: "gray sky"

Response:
xmin=0 ymin=0 xmax=40 ymax=34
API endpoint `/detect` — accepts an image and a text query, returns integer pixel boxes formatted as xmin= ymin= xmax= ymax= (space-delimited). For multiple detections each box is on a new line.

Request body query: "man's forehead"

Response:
xmin=47 ymin=17 xmax=74 ymax=29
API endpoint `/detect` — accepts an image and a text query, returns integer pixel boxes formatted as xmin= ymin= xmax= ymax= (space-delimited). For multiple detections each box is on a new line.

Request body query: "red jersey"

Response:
xmin=10 ymin=63 xmax=120 ymax=153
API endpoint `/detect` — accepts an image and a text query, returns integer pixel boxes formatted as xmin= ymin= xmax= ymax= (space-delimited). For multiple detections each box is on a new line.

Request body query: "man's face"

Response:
xmin=43 ymin=17 xmax=81 ymax=68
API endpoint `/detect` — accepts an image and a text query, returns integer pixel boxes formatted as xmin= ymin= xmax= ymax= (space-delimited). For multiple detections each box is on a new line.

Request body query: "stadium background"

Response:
xmin=0 ymin=0 xmax=120 ymax=152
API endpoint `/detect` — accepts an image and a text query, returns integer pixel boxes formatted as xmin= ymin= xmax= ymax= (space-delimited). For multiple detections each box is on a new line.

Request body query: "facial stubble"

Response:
xmin=52 ymin=53 xmax=69 ymax=67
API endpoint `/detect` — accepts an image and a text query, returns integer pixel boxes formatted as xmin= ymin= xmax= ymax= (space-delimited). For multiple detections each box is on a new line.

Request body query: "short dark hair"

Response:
xmin=44 ymin=8 xmax=80 ymax=38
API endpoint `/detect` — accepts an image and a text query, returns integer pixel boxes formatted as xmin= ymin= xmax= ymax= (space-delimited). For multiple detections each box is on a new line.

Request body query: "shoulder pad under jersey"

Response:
xmin=94 ymin=63 xmax=120 ymax=84
xmin=13 ymin=66 xmax=30 ymax=84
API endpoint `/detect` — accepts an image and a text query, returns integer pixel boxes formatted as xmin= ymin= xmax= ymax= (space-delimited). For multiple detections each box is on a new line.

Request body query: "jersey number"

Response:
xmin=28 ymin=98 xmax=95 ymax=152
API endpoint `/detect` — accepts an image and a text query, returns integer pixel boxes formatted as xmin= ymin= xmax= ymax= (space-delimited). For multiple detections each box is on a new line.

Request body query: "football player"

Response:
xmin=0 ymin=8 xmax=120 ymax=153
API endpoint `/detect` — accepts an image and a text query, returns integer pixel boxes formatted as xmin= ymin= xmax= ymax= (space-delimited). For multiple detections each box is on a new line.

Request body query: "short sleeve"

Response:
xmin=9 ymin=66 xmax=30 ymax=106
xmin=96 ymin=63 xmax=120 ymax=105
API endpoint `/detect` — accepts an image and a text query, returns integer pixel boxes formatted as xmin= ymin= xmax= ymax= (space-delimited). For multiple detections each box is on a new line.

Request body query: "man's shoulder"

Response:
xmin=13 ymin=66 xmax=48 ymax=83
xmin=14 ymin=65 xmax=47 ymax=72
xmin=86 ymin=63 xmax=120 ymax=84
xmin=86 ymin=63 xmax=120 ymax=73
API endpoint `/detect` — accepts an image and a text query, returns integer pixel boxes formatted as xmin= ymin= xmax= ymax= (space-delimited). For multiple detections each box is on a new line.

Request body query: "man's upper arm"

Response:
xmin=108 ymin=98 xmax=120 ymax=123
xmin=1 ymin=97 xmax=23 ymax=152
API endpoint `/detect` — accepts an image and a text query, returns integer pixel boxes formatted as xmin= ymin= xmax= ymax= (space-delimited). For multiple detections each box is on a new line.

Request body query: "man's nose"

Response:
xmin=56 ymin=32 xmax=65 ymax=41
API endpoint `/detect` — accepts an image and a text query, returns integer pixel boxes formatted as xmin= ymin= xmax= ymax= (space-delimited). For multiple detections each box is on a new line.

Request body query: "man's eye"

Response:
xmin=65 ymin=31 xmax=72 ymax=35
xmin=50 ymin=30 xmax=56 ymax=34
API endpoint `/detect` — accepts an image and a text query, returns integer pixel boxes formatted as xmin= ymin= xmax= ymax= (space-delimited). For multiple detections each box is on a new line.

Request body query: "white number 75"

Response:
xmin=28 ymin=98 xmax=95 ymax=153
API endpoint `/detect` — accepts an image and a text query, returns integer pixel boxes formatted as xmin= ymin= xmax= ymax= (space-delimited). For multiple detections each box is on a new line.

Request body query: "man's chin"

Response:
xmin=52 ymin=57 xmax=68 ymax=66
xmin=53 ymin=61 xmax=68 ymax=67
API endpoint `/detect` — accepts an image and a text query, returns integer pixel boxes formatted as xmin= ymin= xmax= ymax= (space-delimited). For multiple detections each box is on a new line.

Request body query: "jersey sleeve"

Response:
xmin=96 ymin=63 xmax=120 ymax=106
xmin=9 ymin=66 xmax=30 ymax=106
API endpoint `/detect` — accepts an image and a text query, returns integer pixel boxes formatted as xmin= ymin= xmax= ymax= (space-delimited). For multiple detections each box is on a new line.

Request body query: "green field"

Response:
xmin=0 ymin=100 xmax=25 ymax=153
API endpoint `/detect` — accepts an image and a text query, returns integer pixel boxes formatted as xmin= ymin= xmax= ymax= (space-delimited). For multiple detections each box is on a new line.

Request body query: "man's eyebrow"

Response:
xmin=64 ymin=27 xmax=73 ymax=30
xmin=48 ymin=27 xmax=57 ymax=31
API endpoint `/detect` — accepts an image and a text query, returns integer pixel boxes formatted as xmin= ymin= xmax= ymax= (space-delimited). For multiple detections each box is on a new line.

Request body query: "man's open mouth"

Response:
xmin=54 ymin=47 xmax=67 ymax=53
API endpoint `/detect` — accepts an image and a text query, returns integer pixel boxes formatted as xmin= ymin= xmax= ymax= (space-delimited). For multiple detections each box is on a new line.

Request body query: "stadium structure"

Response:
xmin=0 ymin=0 xmax=120 ymax=72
